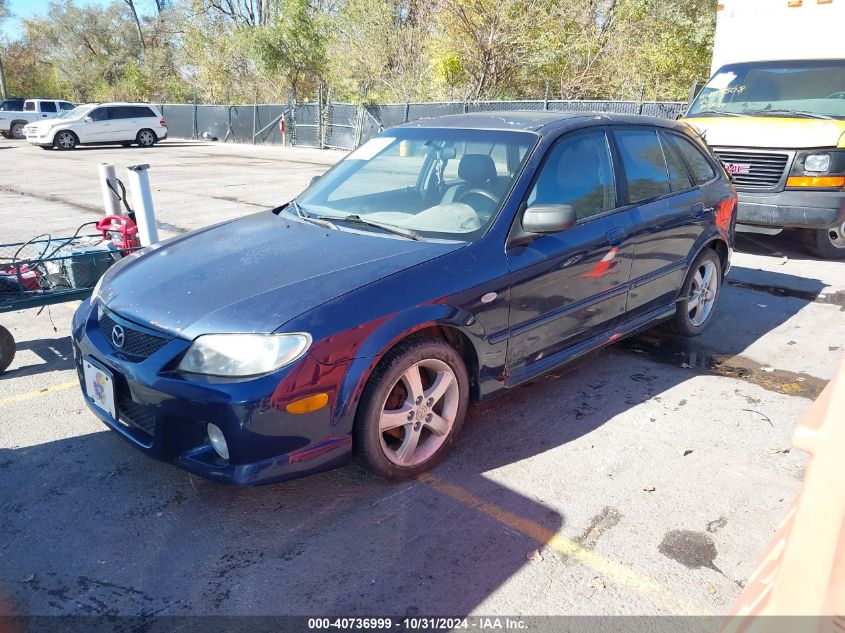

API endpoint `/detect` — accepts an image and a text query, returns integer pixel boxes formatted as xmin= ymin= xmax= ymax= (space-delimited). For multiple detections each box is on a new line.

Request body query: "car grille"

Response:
xmin=116 ymin=392 xmax=156 ymax=438
xmin=98 ymin=307 xmax=171 ymax=361
xmin=713 ymin=150 xmax=790 ymax=189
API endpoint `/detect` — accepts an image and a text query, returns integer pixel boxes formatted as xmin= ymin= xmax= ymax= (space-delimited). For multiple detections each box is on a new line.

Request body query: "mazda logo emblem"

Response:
xmin=111 ymin=324 xmax=125 ymax=349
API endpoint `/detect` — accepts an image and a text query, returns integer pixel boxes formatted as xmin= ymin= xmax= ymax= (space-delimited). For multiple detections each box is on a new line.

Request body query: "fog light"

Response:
xmin=207 ymin=423 xmax=229 ymax=460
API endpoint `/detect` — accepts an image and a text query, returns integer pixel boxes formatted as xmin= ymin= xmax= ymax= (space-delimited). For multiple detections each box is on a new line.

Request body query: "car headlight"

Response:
xmin=804 ymin=154 xmax=831 ymax=173
xmin=177 ymin=333 xmax=312 ymax=377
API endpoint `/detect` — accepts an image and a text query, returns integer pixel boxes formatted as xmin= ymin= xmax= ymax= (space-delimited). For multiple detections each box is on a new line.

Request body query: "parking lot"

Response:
xmin=0 ymin=137 xmax=843 ymax=619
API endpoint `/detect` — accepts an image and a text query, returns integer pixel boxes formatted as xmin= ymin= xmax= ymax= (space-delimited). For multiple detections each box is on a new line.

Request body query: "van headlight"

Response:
xmin=804 ymin=154 xmax=831 ymax=173
xmin=177 ymin=333 xmax=311 ymax=377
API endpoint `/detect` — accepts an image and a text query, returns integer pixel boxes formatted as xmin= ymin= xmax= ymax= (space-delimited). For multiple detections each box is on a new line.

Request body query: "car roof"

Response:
xmin=398 ymin=110 xmax=689 ymax=136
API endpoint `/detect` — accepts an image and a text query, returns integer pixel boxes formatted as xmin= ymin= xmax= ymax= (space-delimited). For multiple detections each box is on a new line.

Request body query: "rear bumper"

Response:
xmin=737 ymin=189 xmax=845 ymax=229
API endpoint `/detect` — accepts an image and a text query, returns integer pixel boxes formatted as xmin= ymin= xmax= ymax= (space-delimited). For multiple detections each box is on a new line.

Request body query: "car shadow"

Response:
xmin=2 ymin=336 xmax=75 ymax=379
xmin=0 ymin=267 xmax=823 ymax=618
xmin=735 ymin=230 xmax=819 ymax=261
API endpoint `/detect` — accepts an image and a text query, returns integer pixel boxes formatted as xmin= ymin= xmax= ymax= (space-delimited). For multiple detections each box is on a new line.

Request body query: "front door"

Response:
xmin=505 ymin=128 xmax=634 ymax=379
xmin=81 ymin=106 xmax=112 ymax=143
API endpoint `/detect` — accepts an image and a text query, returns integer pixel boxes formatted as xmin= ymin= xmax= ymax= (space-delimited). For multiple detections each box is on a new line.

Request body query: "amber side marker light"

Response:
xmin=286 ymin=393 xmax=330 ymax=414
xmin=786 ymin=176 xmax=845 ymax=188
xmin=787 ymin=0 xmax=803 ymax=6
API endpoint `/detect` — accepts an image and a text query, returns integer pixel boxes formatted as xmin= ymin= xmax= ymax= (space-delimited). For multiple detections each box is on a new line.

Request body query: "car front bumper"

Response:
xmin=71 ymin=299 xmax=353 ymax=485
xmin=736 ymin=189 xmax=845 ymax=229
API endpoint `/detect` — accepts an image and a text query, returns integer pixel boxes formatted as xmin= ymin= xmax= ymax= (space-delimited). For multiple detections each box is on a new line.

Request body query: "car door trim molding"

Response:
xmin=506 ymin=282 xmax=630 ymax=340
xmin=628 ymin=259 xmax=688 ymax=290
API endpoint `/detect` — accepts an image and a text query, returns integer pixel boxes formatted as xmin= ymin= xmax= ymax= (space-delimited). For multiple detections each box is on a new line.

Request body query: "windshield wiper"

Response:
xmin=289 ymin=200 xmax=336 ymax=230
xmin=747 ymin=109 xmax=834 ymax=120
xmin=330 ymin=214 xmax=421 ymax=241
xmin=688 ymin=109 xmax=748 ymax=117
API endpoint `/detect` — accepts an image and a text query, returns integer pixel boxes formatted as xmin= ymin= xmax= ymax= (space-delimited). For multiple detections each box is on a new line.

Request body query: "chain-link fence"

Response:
xmin=159 ymin=99 xmax=688 ymax=151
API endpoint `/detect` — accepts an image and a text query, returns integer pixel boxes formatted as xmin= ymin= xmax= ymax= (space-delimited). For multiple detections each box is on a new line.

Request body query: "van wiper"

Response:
xmin=331 ymin=214 xmax=421 ymax=241
xmin=687 ymin=110 xmax=748 ymax=117
xmin=290 ymin=201 xmax=336 ymax=230
xmin=748 ymin=109 xmax=834 ymax=120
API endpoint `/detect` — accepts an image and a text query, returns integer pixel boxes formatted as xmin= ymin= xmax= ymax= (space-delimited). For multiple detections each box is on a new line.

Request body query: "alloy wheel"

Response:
xmin=687 ymin=259 xmax=718 ymax=327
xmin=11 ymin=123 xmax=25 ymax=140
xmin=378 ymin=358 xmax=460 ymax=467
xmin=57 ymin=132 xmax=75 ymax=150
xmin=828 ymin=221 xmax=845 ymax=250
xmin=138 ymin=130 xmax=155 ymax=147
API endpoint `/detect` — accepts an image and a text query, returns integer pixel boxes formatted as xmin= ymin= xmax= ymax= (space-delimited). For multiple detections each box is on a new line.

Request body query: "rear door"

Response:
xmin=505 ymin=127 xmax=635 ymax=377
xmin=614 ymin=127 xmax=706 ymax=317
xmin=107 ymin=106 xmax=134 ymax=141
xmin=38 ymin=101 xmax=57 ymax=119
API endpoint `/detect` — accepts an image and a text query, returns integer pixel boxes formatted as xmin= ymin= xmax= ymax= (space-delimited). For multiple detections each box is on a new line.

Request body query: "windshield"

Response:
xmin=295 ymin=128 xmax=536 ymax=241
xmin=687 ymin=60 xmax=845 ymax=119
xmin=55 ymin=105 xmax=93 ymax=120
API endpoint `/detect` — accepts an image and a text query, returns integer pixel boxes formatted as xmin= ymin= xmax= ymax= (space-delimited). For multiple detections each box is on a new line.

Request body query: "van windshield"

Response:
xmin=687 ymin=60 xmax=845 ymax=119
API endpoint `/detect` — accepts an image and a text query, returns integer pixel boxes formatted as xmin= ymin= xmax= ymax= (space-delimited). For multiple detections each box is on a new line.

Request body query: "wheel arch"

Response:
xmin=328 ymin=306 xmax=486 ymax=434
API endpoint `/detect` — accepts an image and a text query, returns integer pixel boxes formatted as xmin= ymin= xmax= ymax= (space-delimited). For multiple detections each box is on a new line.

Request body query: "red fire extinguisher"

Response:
xmin=97 ymin=215 xmax=140 ymax=250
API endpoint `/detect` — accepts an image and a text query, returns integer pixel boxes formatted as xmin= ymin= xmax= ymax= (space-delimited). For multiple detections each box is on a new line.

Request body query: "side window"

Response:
xmin=89 ymin=108 xmax=108 ymax=122
xmin=670 ymin=134 xmax=717 ymax=185
xmin=614 ymin=129 xmax=671 ymax=204
xmin=138 ymin=107 xmax=156 ymax=118
xmin=40 ymin=102 xmax=57 ymax=113
xmin=24 ymin=102 xmax=35 ymax=111
xmin=110 ymin=106 xmax=130 ymax=119
xmin=659 ymin=133 xmax=693 ymax=191
xmin=527 ymin=130 xmax=616 ymax=220
xmin=59 ymin=102 xmax=75 ymax=111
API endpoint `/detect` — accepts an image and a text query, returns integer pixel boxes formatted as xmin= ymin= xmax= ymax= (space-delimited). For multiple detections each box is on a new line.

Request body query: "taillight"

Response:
xmin=715 ymin=194 xmax=737 ymax=232
xmin=159 ymin=118 xmax=166 ymax=127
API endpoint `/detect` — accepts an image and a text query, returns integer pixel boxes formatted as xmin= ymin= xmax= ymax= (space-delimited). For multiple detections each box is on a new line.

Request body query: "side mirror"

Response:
xmin=83 ymin=116 xmax=93 ymax=123
xmin=521 ymin=204 xmax=576 ymax=234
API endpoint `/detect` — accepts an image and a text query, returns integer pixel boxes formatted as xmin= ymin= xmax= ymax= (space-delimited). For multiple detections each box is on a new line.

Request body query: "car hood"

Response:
xmin=99 ymin=210 xmax=463 ymax=339
xmin=683 ymin=116 xmax=845 ymax=148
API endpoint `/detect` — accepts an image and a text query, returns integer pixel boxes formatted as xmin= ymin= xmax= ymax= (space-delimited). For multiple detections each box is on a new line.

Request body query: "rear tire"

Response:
xmin=353 ymin=336 xmax=469 ymax=480
xmin=667 ymin=249 xmax=722 ymax=337
xmin=0 ymin=325 xmax=15 ymax=373
xmin=136 ymin=129 xmax=156 ymax=147
xmin=801 ymin=225 xmax=845 ymax=260
xmin=10 ymin=122 xmax=26 ymax=140
xmin=54 ymin=131 xmax=78 ymax=150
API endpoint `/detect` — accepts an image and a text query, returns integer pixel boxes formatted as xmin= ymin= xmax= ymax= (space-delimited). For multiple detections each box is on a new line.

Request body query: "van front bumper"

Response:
xmin=737 ymin=189 xmax=845 ymax=229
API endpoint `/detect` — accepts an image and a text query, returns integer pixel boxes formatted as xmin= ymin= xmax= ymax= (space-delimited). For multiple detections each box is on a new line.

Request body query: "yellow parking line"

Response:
xmin=419 ymin=473 xmax=710 ymax=615
xmin=0 ymin=380 xmax=78 ymax=407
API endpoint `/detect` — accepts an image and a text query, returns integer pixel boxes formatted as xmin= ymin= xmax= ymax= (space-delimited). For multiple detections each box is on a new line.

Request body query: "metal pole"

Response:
xmin=0 ymin=53 xmax=7 ymax=100
xmin=125 ymin=164 xmax=159 ymax=246
xmin=317 ymin=82 xmax=324 ymax=150
xmin=98 ymin=163 xmax=121 ymax=216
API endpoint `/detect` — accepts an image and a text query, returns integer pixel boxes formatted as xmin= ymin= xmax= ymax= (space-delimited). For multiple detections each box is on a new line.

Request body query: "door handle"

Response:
xmin=691 ymin=202 xmax=705 ymax=217
xmin=605 ymin=227 xmax=628 ymax=244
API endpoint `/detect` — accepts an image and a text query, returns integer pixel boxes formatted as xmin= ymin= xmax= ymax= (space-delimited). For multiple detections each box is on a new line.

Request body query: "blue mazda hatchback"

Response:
xmin=72 ymin=112 xmax=736 ymax=484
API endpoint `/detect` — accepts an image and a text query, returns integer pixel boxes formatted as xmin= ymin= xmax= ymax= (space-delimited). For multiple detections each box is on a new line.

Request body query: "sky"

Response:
xmin=2 ymin=0 xmax=121 ymax=39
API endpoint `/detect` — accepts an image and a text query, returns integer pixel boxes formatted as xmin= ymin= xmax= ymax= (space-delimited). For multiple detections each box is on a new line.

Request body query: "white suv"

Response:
xmin=25 ymin=102 xmax=168 ymax=150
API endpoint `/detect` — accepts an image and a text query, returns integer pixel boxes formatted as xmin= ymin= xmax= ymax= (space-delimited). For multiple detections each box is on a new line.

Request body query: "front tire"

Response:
xmin=801 ymin=225 xmax=845 ymax=260
xmin=353 ymin=337 xmax=470 ymax=480
xmin=54 ymin=131 xmax=78 ymax=150
xmin=136 ymin=129 xmax=156 ymax=147
xmin=668 ymin=249 xmax=722 ymax=337
xmin=10 ymin=122 xmax=26 ymax=140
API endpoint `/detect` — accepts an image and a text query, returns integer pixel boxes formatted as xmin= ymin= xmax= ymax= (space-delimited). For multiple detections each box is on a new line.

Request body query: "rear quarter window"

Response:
xmin=670 ymin=134 xmax=717 ymax=185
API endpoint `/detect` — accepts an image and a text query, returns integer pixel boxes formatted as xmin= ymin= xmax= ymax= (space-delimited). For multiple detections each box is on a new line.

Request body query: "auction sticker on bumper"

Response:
xmin=83 ymin=358 xmax=116 ymax=419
